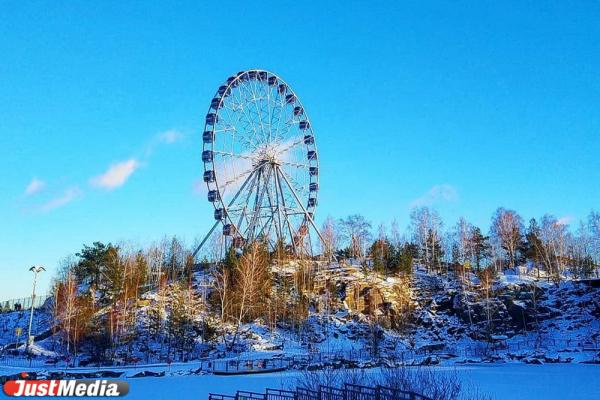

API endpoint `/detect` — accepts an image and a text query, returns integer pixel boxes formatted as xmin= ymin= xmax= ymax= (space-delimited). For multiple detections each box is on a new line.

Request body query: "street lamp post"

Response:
xmin=26 ymin=265 xmax=45 ymax=354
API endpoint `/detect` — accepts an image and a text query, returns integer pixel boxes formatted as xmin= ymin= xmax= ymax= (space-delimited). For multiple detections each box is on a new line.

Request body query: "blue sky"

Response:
xmin=1 ymin=1 xmax=599 ymax=298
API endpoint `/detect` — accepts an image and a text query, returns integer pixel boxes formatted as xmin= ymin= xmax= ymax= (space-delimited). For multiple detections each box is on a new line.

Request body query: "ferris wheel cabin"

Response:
xmin=203 ymin=130 xmax=214 ymax=143
xmin=207 ymin=190 xmax=220 ymax=203
xmin=203 ymin=170 xmax=215 ymax=183
xmin=202 ymin=150 xmax=213 ymax=163
xmin=214 ymin=208 xmax=225 ymax=221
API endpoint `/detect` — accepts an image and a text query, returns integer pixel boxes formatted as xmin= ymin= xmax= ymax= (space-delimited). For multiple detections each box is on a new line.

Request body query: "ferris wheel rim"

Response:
xmin=201 ymin=69 xmax=320 ymax=244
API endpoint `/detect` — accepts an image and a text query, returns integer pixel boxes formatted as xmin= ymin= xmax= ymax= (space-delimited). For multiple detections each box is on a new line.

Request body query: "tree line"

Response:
xmin=322 ymin=208 xmax=600 ymax=282
xmin=46 ymin=207 xmax=599 ymax=362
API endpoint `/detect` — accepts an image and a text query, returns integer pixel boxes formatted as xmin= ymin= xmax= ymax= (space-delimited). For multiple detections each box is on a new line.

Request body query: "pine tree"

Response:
xmin=470 ymin=227 xmax=490 ymax=271
xmin=525 ymin=218 xmax=543 ymax=278
xmin=369 ymin=239 xmax=391 ymax=275
xmin=74 ymin=242 xmax=117 ymax=288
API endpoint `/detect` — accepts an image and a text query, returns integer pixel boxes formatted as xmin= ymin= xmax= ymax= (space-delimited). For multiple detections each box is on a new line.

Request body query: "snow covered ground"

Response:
xmin=94 ymin=365 xmax=600 ymax=400
xmin=1 ymin=364 xmax=598 ymax=399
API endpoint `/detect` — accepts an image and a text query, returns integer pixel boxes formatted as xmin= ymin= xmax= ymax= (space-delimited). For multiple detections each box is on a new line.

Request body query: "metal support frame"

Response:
xmin=192 ymin=165 xmax=259 ymax=258
xmin=275 ymin=165 xmax=330 ymax=257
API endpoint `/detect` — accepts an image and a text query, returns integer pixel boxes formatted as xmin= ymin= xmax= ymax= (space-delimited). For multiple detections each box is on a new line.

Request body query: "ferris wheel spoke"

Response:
xmin=278 ymin=160 xmax=311 ymax=169
xmin=273 ymin=86 xmax=301 ymax=145
xmin=214 ymin=125 xmax=238 ymax=134
xmin=232 ymin=106 xmax=259 ymax=151
xmin=218 ymin=101 xmax=254 ymax=154
xmin=275 ymin=136 xmax=305 ymax=160
xmin=254 ymin=79 xmax=272 ymax=140
xmin=268 ymin=84 xmax=286 ymax=143
xmin=246 ymin=79 xmax=270 ymax=146
xmin=273 ymin=108 xmax=297 ymax=144
xmin=238 ymin=81 xmax=269 ymax=146
xmin=213 ymin=150 xmax=261 ymax=162
xmin=219 ymin=166 xmax=256 ymax=194
xmin=227 ymin=86 xmax=261 ymax=151
xmin=272 ymin=91 xmax=288 ymax=144
xmin=266 ymin=79 xmax=274 ymax=143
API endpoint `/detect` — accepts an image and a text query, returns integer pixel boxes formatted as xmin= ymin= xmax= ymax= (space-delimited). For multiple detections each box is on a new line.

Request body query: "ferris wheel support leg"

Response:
xmin=245 ymin=167 xmax=263 ymax=242
xmin=193 ymin=166 xmax=260 ymax=259
xmin=274 ymin=165 xmax=298 ymax=255
xmin=245 ymin=165 xmax=273 ymax=242
xmin=275 ymin=166 xmax=331 ymax=260
xmin=192 ymin=220 xmax=221 ymax=259
xmin=235 ymin=169 xmax=260 ymax=234
xmin=264 ymin=165 xmax=284 ymax=247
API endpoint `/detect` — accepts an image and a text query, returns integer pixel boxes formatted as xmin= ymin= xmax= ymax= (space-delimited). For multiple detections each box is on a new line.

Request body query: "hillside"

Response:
xmin=1 ymin=262 xmax=599 ymax=369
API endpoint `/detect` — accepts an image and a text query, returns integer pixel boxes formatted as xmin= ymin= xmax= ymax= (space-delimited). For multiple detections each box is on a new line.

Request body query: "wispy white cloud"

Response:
xmin=143 ymin=129 xmax=184 ymax=157
xmin=90 ymin=159 xmax=140 ymax=190
xmin=24 ymin=178 xmax=46 ymax=196
xmin=410 ymin=184 xmax=458 ymax=207
xmin=158 ymin=129 xmax=183 ymax=144
xmin=38 ymin=187 xmax=82 ymax=212
xmin=556 ymin=215 xmax=574 ymax=226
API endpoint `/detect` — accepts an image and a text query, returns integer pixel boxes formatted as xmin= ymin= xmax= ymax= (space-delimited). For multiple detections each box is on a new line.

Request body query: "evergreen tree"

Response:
xmin=74 ymin=242 xmax=117 ymax=288
xmin=369 ymin=239 xmax=391 ymax=274
xmin=395 ymin=243 xmax=414 ymax=274
xmin=470 ymin=227 xmax=490 ymax=271
xmin=102 ymin=246 xmax=124 ymax=303
xmin=525 ymin=218 xmax=543 ymax=277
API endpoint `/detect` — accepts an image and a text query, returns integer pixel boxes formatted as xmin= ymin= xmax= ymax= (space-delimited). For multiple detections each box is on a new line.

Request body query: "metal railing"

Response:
xmin=0 ymin=294 xmax=51 ymax=313
xmin=0 ymin=356 xmax=49 ymax=368
xmin=266 ymin=389 xmax=296 ymax=400
xmin=209 ymin=384 xmax=433 ymax=400
xmin=210 ymin=358 xmax=291 ymax=374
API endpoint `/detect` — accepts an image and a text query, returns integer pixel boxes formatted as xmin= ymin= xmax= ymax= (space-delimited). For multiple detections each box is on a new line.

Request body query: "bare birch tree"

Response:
xmin=490 ymin=208 xmax=524 ymax=271
xmin=229 ymin=243 xmax=271 ymax=350
xmin=320 ymin=216 xmax=338 ymax=259
xmin=409 ymin=207 xmax=443 ymax=272
xmin=338 ymin=215 xmax=372 ymax=260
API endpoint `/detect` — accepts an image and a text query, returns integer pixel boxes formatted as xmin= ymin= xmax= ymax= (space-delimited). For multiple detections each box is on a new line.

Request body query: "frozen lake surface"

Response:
xmin=1 ymin=364 xmax=598 ymax=399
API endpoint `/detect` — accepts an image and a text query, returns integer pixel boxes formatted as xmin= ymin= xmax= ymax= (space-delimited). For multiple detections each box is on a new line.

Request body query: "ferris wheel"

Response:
xmin=193 ymin=69 xmax=325 ymax=256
